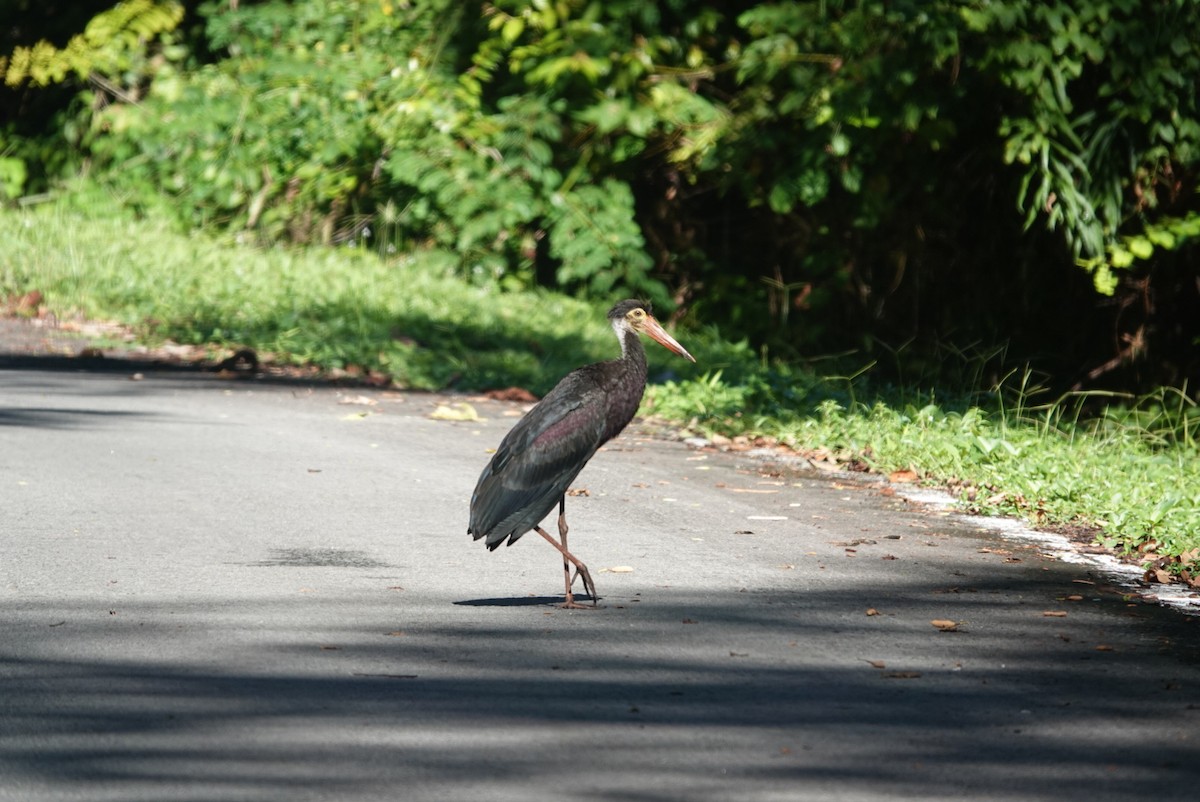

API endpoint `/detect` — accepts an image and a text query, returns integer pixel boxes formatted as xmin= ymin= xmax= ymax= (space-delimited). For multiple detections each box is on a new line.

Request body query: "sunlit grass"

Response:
xmin=645 ymin=369 xmax=1200 ymax=580
xmin=0 ymin=199 xmax=737 ymax=394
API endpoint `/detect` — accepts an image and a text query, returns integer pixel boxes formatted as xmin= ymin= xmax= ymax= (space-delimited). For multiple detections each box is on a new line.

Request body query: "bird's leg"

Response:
xmin=558 ymin=497 xmax=598 ymax=606
xmin=555 ymin=497 xmax=584 ymax=591
xmin=557 ymin=502 xmax=575 ymax=593
xmin=533 ymin=527 xmax=596 ymax=608
xmin=534 ymin=502 xmax=598 ymax=609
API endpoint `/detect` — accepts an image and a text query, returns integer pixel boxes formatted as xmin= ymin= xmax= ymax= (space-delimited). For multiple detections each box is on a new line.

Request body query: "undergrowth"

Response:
xmin=3 ymin=198 xmax=1198 ymax=583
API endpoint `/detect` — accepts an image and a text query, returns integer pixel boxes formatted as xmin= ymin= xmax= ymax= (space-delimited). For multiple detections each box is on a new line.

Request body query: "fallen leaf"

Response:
xmin=1095 ymin=644 xmax=1114 ymax=652
xmin=883 ymin=671 xmax=922 ymax=679
xmin=567 ymin=487 xmax=590 ymax=497
xmin=866 ymin=608 xmax=880 ymax=616
xmin=681 ymin=618 xmax=697 ymax=624
xmin=888 ymin=469 xmax=919 ymax=483
xmin=931 ymin=619 xmax=960 ymax=631
xmin=729 ymin=651 xmax=749 ymax=657
xmin=485 ymin=386 xmax=538 ymax=402
xmin=727 ymin=488 xmax=779 ymax=494
xmin=605 ymin=566 xmax=635 ymax=573
xmin=1042 ymin=611 xmax=1068 ymax=617
xmin=339 ymin=395 xmax=377 ymax=406
xmin=429 ymin=403 xmax=480 ymax=421
xmin=865 ymin=660 xmax=886 ymax=669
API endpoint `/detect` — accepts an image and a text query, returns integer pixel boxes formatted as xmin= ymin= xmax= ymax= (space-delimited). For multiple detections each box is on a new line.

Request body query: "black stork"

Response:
xmin=468 ymin=299 xmax=695 ymax=608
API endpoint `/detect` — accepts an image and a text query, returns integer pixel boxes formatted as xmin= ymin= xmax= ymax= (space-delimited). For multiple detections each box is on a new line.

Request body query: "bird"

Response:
xmin=468 ymin=299 xmax=696 ymax=608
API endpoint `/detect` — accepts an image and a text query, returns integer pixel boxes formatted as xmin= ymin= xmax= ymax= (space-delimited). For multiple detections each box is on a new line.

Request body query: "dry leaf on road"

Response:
xmin=429 ymin=403 xmax=480 ymax=421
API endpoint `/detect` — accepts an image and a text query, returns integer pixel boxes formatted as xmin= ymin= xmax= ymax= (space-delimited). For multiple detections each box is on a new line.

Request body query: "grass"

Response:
xmin=645 ymin=369 xmax=1200 ymax=585
xmin=4 ymin=196 xmax=1199 ymax=584
xmin=0 ymin=196 xmax=743 ymax=394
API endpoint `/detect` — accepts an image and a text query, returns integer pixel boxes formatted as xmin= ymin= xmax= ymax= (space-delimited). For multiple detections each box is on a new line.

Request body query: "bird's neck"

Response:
xmin=619 ymin=328 xmax=648 ymax=377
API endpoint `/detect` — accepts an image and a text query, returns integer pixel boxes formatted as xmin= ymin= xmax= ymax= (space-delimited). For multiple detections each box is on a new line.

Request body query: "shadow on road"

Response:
xmin=3 ymin=581 xmax=1199 ymax=801
xmin=454 ymin=595 xmax=598 ymax=607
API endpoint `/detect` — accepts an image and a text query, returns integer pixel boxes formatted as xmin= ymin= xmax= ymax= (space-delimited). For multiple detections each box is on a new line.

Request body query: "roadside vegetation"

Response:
xmin=3 ymin=199 xmax=1198 ymax=587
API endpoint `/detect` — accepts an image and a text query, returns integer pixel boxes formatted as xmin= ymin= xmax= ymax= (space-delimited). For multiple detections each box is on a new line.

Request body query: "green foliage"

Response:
xmin=83 ymin=0 xmax=670 ymax=302
xmin=1 ymin=0 xmax=184 ymax=87
xmin=964 ymin=1 xmax=1200 ymax=292
xmin=0 ymin=0 xmax=185 ymax=201
xmin=0 ymin=155 xmax=28 ymax=200
xmin=8 ymin=0 xmax=1200 ymax=391
xmin=730 ymin=1 xmax=963 ymax=214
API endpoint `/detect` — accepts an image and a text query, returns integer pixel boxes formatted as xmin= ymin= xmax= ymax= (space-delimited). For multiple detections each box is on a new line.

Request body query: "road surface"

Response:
xmin=1 ymin=343 xmax=1198 ymax=801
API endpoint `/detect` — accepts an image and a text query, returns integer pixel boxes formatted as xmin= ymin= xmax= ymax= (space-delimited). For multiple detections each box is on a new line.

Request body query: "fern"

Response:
xmin=2 ymin=0 xmax=184 ymax=88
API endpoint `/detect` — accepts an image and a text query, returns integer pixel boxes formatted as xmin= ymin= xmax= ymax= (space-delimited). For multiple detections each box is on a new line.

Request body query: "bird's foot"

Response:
xmin=559 ymin=595 xmax=599 ymax=610
xmin=574 ymin=564 xmax=598 ymax=604
xmin=562 ymin=565 xmax=600 ymax=608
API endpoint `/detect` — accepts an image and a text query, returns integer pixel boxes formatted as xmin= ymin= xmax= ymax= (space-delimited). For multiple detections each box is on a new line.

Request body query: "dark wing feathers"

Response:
xmin=468 ymin=368 xmax=610 ymax=548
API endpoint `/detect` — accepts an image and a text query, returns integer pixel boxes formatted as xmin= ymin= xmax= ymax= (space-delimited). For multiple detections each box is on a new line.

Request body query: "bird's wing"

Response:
xmin=469 ymin=370 xmax=609 ymax=547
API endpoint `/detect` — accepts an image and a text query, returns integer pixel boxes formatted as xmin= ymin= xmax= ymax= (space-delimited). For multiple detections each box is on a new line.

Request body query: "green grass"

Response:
xmin=0 ymin=197 xmax=742 ymax=394
xmin=4 ymin=197 xmax=1198 ymax=583
xmin=645 ymin=371 xmax=1200 ymax=582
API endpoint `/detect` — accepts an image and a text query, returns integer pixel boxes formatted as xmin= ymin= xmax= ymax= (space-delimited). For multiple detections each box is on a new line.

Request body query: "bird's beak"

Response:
xmin=643 ymin=315 xmax=696 ymax=363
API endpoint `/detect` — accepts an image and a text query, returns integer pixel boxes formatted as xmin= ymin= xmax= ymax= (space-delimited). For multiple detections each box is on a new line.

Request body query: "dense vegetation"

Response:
xmin=2 ymin=2 xmax=1198 ymax=579
xmin=3 ymin=0 xmax=1198 ymax=389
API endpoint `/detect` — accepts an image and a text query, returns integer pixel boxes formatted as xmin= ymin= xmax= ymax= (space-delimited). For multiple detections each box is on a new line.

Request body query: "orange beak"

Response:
xmin=642 ymin=315 xmax=696 ymax=363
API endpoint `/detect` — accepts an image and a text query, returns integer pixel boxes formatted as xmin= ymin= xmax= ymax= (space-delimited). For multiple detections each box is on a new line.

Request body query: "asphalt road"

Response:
xmin=2 ymin=346 xmax=1199 ymax=801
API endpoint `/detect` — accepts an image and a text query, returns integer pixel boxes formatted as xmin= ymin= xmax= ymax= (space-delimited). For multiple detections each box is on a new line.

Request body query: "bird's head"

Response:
xmin=607 ymin=300 xmax=696 ymax=363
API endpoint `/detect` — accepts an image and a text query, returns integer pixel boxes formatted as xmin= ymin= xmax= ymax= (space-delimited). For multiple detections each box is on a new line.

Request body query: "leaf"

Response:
xmin=1126 ymin=237 xmax=1153 ymax=260
xmin=429 ymin=403 xmax=480 ymax=421
xmin=930 ymin=619 xmax=960 ymax=631
xmin=500 ymin=16 xmax=525 ymax=44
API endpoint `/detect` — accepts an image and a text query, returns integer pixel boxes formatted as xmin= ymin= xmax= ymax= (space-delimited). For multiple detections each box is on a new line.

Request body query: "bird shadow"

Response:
xmin=453 ymin=595 xmax=599 ymax=608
